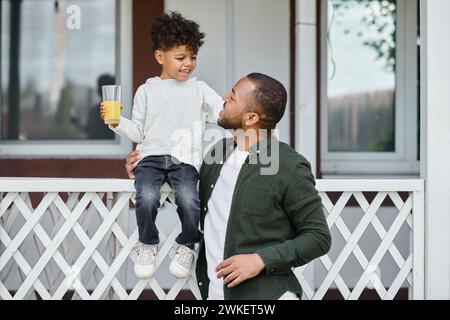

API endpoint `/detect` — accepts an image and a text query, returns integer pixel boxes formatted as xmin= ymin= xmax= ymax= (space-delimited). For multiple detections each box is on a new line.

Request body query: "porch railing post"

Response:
xmin=412 ymin=189 xmax=425 ymax=299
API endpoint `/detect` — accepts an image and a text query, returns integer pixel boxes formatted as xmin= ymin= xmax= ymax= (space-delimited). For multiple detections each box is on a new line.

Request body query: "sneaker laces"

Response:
xmin=176 ymin=246 xmax=195 ymax=268
xmin=135 ymin=244 xmax=157 ymax=265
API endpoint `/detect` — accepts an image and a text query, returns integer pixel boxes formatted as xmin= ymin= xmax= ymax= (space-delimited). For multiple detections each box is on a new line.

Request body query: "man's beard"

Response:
xmin=217 ymin=115 xmax=242 ymax=130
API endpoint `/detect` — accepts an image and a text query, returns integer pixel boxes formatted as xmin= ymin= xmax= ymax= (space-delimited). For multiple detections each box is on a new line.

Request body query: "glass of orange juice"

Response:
xmin=102 ymin=85 xmax=121 ymax=125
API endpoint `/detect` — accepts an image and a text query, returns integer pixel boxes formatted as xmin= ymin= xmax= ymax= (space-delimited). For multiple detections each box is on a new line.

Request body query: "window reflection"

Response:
xmin=1 ymin=0 xmax=117 ymax=140
xmin=327 ymin=0 xmax=396 ymax=152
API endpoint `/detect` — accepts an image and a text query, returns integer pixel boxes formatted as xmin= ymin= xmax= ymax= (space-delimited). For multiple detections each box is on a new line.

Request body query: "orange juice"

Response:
xmin=103 ymin=101 xmax=121 ymax=125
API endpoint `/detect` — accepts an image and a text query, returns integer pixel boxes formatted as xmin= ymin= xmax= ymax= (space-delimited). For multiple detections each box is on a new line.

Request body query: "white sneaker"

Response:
xmin=133 ymin=243 xmax=158 ymax=279
xmin=169 ymin=245 xmax=196 ymax=279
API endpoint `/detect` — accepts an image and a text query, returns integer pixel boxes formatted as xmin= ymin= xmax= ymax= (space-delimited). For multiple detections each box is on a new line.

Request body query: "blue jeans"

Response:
xmin=134 ymin=155 xmax=201 ymax=246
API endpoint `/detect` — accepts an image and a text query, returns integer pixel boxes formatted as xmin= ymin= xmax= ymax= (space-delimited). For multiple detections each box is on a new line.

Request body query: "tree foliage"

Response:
xmin=331 ymin=0 xmax=397 ymax=72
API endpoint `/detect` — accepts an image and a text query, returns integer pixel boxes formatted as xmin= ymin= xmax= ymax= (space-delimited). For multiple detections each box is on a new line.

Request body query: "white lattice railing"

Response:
xmin=299 ymin=179 xmax=424 ymax=300
xmin=0 ymin=178 xmax=424 ymax=300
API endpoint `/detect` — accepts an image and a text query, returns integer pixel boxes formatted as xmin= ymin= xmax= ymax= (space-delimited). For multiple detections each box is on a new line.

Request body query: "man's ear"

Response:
xmin=155 ymin=50 xmax=164 ymax=65
xmin=245 ymin=112 xmax=260 ymax=126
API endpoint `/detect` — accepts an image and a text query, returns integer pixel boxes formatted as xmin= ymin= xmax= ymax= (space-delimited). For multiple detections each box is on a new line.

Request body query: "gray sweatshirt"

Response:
xmin=111 ymin=77 xmax=223 ymax=171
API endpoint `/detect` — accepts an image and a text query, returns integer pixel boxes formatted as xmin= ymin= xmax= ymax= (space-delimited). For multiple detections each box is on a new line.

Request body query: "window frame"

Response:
xmin=320 ymin=0 xmax=419 ymax=176
xmin=0 ymin=0 xmax=133 ymax=159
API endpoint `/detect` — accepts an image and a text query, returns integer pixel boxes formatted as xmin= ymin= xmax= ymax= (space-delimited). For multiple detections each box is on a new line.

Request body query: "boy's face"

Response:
xmin=155 ymin=45 xmax=197 ymax=81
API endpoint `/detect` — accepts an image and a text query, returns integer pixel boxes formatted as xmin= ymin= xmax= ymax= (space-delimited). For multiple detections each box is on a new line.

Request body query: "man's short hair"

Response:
xmin=246 ymin=73 xmax=287 ymax=129
xmin=151 ymin=11 xmax=205 ymax=54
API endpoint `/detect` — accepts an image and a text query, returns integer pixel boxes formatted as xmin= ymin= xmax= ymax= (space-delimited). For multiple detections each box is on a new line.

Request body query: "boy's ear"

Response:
xmin=155 ymin=50 xmax=164 ymax=65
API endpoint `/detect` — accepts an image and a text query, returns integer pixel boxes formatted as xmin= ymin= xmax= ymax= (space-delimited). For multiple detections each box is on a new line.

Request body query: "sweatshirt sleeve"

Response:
xmin=256 ymin=160 xmax=332 ymax=273
xmin=110 ymin=85 xmax=147 ymax=143
xmin=199 ymin=81 xmax=223 ymax=124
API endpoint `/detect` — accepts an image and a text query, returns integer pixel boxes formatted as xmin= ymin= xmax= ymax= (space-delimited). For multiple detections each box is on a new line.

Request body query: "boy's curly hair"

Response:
xmin=151 ymin=11 xmax=205 ymax=54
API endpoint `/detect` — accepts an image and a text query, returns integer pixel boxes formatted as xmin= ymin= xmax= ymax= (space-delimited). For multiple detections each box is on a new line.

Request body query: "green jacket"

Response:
xmin=195 ymin=136 xmax=331 ymax=300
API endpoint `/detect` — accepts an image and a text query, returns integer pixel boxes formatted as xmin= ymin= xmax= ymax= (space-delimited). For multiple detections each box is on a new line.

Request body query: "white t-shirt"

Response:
xmin=204 ymin=147 xmax=249 ymax=300
xmin=204 ymin=147 xmax=299 ymax=300
xmin=111 ymin=77 xmax=223 ymax=171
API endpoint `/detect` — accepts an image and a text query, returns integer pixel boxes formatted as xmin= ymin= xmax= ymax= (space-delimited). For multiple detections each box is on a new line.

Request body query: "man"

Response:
xmin=125 ymin=73 xmax=331 ymax=300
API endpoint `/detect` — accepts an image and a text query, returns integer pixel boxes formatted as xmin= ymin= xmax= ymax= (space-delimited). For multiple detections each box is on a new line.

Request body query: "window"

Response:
xmin=321 ymin=0 xmax=419 ymax=176
xmin=0 ymin=0 xmax=132 ymax=157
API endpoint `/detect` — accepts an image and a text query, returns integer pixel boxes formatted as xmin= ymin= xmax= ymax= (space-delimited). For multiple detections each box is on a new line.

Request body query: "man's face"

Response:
xmin=218 ymin=77 xmax=256 ymax=129
xmin=156 ymin=45 xmax=197 ymax=81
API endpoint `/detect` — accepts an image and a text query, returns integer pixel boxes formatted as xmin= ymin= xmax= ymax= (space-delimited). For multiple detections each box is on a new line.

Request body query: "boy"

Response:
xmin=101 ymin=12 xmax=222 ymax=279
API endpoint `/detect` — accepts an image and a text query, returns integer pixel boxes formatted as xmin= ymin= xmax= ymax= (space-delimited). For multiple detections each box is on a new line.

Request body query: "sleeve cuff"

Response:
xmin=256 ymin=247 xmax=277 ymax=275
xmin=108 ymin=116 xmax=126 ymax=134
xmin=256 ymin=247 xmax=295 ymax=276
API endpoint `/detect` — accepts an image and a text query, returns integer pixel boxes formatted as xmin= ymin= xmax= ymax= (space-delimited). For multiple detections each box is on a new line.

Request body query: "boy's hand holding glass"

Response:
xmin=100 ymin=85 xmax=123 ymax=127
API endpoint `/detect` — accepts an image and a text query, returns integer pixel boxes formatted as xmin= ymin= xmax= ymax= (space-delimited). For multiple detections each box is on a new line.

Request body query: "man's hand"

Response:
xmin=215 ymin=253 xmax=265 ymax=288
xmin=126 ymin=150 xmax=142 ymax=179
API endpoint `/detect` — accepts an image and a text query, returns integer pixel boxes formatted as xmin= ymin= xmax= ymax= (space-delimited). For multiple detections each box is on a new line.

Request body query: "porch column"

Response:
xmin=295 ymin=0 xmax=318 ymax=297
xmin=420 ymin=0 xmax=450 ymax=299
xmin=295 ymin=0 xmax=318 ymax=176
